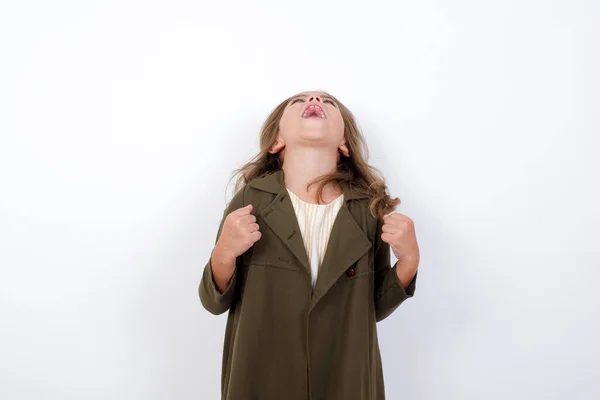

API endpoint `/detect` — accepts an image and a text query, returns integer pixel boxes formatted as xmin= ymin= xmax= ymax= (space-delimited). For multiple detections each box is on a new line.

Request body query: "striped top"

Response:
xmin=286 ymin=188 xmax=345 ymax=288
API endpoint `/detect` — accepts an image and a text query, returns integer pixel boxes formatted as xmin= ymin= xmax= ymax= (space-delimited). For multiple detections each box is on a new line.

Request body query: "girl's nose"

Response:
xmin=308 ymin=95 xmax=321 ymax=103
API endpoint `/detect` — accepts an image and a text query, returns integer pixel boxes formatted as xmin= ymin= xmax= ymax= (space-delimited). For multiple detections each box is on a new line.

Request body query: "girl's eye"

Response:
xmin=290 ymin=98 xmax=304 ymax=105
xmin=324 ymin=99 xmax=336 ymax=106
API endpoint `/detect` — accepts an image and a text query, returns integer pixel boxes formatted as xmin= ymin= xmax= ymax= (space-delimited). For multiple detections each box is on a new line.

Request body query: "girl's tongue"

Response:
xmin=302 ymin=107 xmax=324 ymax=118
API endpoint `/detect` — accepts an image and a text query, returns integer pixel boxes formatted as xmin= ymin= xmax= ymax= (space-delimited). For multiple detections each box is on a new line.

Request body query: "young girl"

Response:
xmin=199 ymin=91 xmax=420 ymax=400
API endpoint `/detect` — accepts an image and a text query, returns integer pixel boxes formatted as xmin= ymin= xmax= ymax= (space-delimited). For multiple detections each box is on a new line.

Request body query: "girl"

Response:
xmin=199 ymin=91 xmax=420 ymax=400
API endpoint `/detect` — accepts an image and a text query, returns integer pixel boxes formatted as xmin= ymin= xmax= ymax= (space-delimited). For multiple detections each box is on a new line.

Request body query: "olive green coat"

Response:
xmin=199 ymin=169 xmax=417 ymax=400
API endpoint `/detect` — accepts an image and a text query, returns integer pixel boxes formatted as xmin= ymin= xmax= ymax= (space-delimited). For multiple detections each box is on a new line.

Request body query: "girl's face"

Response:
xmin=276 ymin=91 xmax=345 ymax=151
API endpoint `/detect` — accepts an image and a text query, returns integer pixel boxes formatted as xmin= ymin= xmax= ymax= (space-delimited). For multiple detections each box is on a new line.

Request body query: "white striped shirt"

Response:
xmin=286 ymin=188 xmax=344 ymax=288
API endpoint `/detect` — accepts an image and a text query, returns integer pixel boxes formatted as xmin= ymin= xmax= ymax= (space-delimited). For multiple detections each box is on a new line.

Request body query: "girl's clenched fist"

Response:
xmin=381 ymin=212 xmax=420 ymax=275
xmin=216 ymin=204 xmax=261 ymax=262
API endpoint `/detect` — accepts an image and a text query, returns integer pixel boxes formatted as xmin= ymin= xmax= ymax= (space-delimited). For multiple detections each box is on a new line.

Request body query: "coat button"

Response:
xmin=346 ymin=267 xmax=355 ymax=277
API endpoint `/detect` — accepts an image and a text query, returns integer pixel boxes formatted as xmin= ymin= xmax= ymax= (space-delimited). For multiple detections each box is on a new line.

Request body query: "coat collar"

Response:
xmin=249 ymin=168 xmax=372 ymax=310
xmin=247 ymin=169 xmax=370 ymax=201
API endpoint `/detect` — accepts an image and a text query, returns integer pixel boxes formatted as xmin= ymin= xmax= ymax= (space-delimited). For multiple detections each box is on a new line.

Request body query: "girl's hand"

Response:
xmin=215 ymin=204 xmax=262 ymax=263
xmin=381 ymin=213 xmax=420 ymax=273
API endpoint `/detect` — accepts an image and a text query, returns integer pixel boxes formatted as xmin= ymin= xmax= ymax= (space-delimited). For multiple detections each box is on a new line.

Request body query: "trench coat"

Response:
xmin=199 ymin=169 xmax=417 ymax=400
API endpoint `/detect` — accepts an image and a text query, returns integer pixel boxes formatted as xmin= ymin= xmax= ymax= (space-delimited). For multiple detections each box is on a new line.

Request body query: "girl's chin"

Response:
xmin=295 ymin=132 xmax=331 ymax=143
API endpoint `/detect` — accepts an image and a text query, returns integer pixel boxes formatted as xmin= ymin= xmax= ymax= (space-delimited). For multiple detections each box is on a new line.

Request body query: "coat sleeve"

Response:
xmin=198 ymin=186 xmax=247 ymax=315
xmin=373 ymin=216 xmax=417 ymax=322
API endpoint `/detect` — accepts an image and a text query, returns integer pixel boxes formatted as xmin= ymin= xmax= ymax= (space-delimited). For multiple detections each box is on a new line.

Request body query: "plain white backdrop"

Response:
xmin=1 ymin=0 xmax=599 ymax=399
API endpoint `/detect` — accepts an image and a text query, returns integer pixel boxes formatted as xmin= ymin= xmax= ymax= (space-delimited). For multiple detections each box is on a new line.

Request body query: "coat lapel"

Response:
xmin=309 ymin=202 xmax=372 ymax=310
xmin=251 ymin=171 xmax=311 ymax=273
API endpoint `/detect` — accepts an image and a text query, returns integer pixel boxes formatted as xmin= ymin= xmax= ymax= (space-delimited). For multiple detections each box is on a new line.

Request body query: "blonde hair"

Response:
xmin=232 ymin=91 xmax=400 ymax=219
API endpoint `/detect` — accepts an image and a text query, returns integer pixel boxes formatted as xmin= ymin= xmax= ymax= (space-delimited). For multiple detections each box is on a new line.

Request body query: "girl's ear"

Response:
xmin=338 ymin=142 xmax=350 ymax=157
xmin=268 ymin=139 xmax=286 ymax=154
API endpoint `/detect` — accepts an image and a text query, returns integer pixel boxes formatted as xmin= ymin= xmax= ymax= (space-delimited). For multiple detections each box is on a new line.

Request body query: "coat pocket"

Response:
xmin=249 ymin=258 xmax=302 ymax=273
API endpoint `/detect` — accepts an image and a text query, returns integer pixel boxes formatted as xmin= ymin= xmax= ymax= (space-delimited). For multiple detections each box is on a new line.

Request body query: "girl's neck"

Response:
xmin=282 ymin=146 xmax=342 ymax=204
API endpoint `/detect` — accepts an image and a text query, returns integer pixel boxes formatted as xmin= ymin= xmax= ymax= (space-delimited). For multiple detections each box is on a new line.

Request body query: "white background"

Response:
xmin=1 ymin=0 xmax=599 ymax=399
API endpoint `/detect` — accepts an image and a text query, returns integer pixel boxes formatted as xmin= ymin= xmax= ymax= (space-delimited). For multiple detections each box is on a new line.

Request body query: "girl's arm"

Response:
xmin=199 ymin=186 xmax=248 ymax=315
xmin=373 ymin=217 xmax=417 ymax=322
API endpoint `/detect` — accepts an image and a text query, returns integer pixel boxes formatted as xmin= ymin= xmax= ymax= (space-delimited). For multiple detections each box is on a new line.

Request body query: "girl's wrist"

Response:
xmin=213 ymin=241 xmax=237 ymax=266
xmin=396 ymin=262 xmax=418 ymax=290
